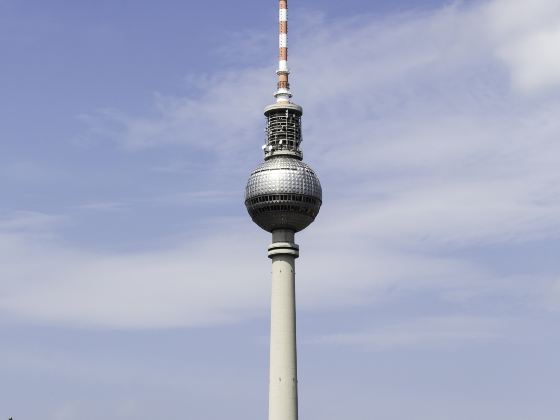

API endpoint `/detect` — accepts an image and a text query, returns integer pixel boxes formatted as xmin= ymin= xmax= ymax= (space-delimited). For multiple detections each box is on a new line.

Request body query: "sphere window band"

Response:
xmin=247 ymin=194 xmax=319 ymax=205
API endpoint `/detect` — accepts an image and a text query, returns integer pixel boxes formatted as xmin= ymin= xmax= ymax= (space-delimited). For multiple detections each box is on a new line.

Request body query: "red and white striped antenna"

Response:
xmin=275 ymin=0 xmax=292 ymax=103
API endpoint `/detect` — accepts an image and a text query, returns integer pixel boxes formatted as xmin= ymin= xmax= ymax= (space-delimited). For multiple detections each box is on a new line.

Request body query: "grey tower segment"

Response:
xmin=268 ymin=229 xmax=299 ymax=420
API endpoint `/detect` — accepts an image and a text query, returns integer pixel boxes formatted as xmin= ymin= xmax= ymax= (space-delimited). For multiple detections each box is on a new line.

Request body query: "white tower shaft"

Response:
xmin=268 ymin=229 xmax=299 ymax=420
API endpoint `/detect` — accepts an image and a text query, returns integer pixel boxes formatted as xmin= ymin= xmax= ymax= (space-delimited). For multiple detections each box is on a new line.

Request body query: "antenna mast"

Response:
xmin=275 ymin=0 xmax=292 ymax=102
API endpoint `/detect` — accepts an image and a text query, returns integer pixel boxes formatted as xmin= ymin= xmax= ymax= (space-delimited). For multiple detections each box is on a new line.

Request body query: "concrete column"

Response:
xmin=268 ymin=229 xmax=299 ymax=420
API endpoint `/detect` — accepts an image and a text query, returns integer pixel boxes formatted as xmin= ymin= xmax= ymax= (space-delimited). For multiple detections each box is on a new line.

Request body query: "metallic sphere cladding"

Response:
xmin=245 ymin=157 xmax=322 ymax=233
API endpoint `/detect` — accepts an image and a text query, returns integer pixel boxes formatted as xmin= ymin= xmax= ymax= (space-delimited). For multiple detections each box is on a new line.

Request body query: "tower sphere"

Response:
xmin=245 ymin=156 xmax=322 ymax=232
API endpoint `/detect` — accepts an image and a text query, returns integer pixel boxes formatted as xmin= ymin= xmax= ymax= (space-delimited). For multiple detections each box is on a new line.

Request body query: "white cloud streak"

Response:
xmin=0 ymin=217 xmax=490 ymax=329
xmin=310 ymin=316 xmax=505 ymax=350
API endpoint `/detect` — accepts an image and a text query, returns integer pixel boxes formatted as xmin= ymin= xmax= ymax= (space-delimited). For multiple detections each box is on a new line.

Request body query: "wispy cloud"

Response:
xmin=2 ymin=0 xmax=559 ymax=329
xmin=0 ymin=211 xmax=62 ymax=232
xmin=310 ymin=316 xmax=506 ymax=350
xmin=487 ymin=0 xmax=560 ymax=93
xmin=74 ymin=201 xmax=128 ymax=212
xmin=0 ymin=211 xmax=551 ymax=329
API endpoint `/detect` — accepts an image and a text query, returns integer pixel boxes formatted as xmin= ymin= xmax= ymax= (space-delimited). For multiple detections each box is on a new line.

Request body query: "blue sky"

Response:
xmin=1 ymin=0 xmax=560 ymax=418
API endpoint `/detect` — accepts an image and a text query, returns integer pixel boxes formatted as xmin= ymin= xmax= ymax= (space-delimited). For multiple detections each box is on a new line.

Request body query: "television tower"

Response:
xmin=245 ymin=1 xmax=322 ymax=420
